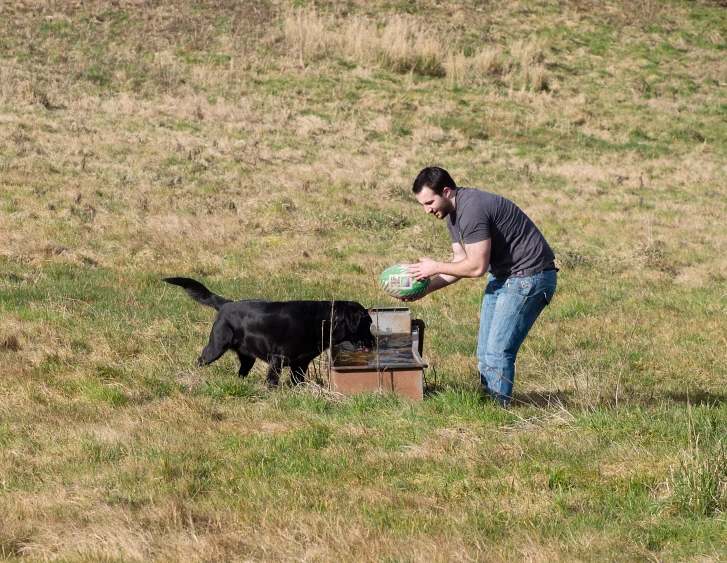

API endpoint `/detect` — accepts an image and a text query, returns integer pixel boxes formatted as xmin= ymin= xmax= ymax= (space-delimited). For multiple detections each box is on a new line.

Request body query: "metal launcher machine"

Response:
xmin=328 ymin=307 xmax=427 ymax=402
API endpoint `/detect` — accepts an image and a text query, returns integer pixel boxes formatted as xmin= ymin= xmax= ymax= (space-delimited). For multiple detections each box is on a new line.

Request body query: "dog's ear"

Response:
xmin=342 ymin=306 xmax=363 ymax=333
xmin=333 ymin=304 xmax=366 ymax=334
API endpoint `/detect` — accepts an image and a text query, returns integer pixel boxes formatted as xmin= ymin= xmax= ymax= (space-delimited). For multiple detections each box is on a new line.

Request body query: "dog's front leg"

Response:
xmin=237 ymin=353 xmax=256 ymax=378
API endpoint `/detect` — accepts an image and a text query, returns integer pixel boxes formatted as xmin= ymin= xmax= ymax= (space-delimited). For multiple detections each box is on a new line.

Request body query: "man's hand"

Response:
xmin=397 ymin=271 xmax=461 ymax=302
xmin=398 ymin=240 xmax=490 ymax=302
xmin=408 ymin=258 xmax=441 ymax=281
xmin=410 ymin=240 xmax=490 ymax=280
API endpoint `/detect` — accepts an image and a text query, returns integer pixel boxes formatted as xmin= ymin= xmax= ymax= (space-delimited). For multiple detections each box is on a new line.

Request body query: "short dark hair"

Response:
xmin=412 ymin=167 xmax=457 ymax=195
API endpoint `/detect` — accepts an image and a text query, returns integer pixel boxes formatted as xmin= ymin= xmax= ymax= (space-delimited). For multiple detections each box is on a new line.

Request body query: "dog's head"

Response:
xmin=332 ymin=302 xmax=375 ymax=350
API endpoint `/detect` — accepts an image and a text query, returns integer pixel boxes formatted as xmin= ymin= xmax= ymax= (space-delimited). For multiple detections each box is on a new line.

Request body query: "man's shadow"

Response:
xmin=424 ymin=377 xmax=727 ymax=408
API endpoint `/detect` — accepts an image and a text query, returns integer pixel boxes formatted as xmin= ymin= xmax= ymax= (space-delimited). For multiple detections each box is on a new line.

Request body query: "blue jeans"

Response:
xmin=477 ymin=269 xmax=557 ymax=407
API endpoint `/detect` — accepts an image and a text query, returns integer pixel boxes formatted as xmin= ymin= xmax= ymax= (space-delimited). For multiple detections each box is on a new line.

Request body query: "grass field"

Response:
xmin=1 ymin=0 xmax=727 ymax=560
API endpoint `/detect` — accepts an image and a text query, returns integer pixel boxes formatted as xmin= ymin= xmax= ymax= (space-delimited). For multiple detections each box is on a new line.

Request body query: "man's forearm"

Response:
xmin=429 ymin=273 xmax=459 ymax=292
xmin=431 ymin=258 xmax=487 ymax=279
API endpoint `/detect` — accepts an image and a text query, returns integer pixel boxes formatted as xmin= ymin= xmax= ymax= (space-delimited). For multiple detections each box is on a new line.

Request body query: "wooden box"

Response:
xmin=328 ymin=308 xmax=427 ymax=402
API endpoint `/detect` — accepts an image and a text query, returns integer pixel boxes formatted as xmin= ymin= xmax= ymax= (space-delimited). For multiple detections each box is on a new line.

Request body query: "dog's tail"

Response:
xmin=162 ymin=277 xmax=232 ymax=310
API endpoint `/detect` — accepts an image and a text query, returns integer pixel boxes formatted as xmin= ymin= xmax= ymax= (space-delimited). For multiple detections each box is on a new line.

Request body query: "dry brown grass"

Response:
xmin=283 ymin=11 xmax=445 ymax=73
xmin=281 ymin=9 xmax=551 ymax=88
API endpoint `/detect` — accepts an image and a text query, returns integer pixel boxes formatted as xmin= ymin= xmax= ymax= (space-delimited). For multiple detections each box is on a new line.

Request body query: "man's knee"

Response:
xmin=484 ymin=348 xmax=517 ymax=365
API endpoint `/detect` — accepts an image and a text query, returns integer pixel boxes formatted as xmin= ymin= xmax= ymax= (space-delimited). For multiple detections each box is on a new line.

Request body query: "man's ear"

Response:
xmin=443 ymin=186 xmax=453 ymax=198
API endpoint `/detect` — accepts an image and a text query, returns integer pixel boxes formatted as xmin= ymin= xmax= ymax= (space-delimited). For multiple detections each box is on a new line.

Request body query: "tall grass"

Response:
xmin=669 ymin=440 xmax=727 ymax=517
xmin=667 ymin=402 xmax=727 ymax=517
xmin=282 ymin=9 xmax=548 ymax=88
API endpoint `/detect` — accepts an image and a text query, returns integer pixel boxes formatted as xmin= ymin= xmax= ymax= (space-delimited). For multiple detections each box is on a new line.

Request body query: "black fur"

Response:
xmin=163 ymin=277 xmax=375 ymax=387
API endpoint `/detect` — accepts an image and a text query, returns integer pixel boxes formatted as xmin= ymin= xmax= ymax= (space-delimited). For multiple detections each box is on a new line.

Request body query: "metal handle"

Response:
xmin=411 ymin=319 xmax=425 ymax=358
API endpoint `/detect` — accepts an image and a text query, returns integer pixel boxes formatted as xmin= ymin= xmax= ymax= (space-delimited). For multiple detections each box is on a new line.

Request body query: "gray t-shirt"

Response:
xmin=446 ymin=187 xmax=555 ymax=280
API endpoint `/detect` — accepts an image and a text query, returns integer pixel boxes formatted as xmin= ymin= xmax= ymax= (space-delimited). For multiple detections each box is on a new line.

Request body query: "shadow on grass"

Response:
xmin=425 ymin=378 xmax=727 ymax=411
xmin=659 ymin=390 xmax=727 ymax=407
xmin=512 ymin=389 xmax=727 ymax=409
xmin=423 ymin=373 xmax=578 ymax=409
xmin=511 ymin=390 xmax=579 ymax=408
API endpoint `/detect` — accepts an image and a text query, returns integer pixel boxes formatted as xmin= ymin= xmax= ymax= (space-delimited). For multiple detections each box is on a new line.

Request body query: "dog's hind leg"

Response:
xmin=197 ymin=320 xmax=233 ymax=367
xmin=236 ymin=353 xmax=256 ymax=378
xmin=265 ymin=356 xmax=284 ymax=389
xmin=289 ymin=361 xmax=310 ymax=386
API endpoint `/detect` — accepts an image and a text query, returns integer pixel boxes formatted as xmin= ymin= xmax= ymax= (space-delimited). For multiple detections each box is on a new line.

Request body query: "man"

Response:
xmin=404 ymin=166 xmax=557 ymax=407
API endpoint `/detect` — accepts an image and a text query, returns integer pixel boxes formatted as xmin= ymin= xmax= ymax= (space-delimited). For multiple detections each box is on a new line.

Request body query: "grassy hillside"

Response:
xmin=1 ymin=0 xmax=726 ymax=560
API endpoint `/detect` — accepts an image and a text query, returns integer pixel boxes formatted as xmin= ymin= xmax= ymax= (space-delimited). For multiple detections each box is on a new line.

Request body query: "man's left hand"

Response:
xmin=408 ymin=258 xmax=440 ymax=280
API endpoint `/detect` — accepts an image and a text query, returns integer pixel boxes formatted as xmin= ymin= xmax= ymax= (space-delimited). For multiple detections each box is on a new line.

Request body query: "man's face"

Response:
xmin=415 ymin=186 xmax=454 ymax=220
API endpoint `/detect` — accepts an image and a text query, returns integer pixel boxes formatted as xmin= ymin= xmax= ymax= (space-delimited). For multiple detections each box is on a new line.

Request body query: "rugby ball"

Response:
xmin=379 ymin=264 xmax=430 ymax=299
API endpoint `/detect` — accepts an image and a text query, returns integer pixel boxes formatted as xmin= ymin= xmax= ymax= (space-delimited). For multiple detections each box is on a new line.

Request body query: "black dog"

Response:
xmin=163 ymin=277 xmax=375 ymax=387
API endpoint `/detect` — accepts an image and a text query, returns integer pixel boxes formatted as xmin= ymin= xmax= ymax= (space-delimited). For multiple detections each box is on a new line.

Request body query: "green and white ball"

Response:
xmin=379 ymin=264 xmax=430 ymax=299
